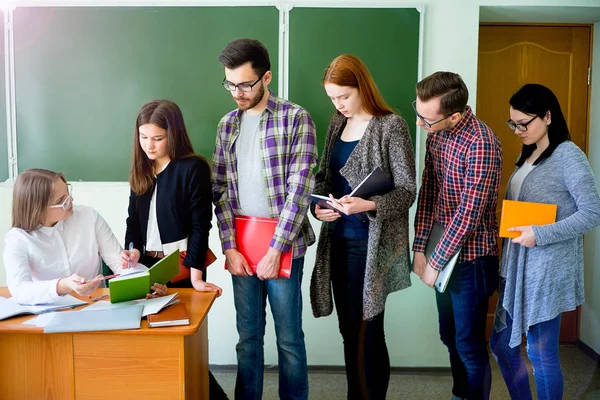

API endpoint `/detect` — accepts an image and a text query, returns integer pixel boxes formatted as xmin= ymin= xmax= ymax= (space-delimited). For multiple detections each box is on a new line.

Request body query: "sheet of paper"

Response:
xmin=82 ymin=293 xmax=178 ymax=317
xmin=136 ymin=293 xmax=179 ymax=317
xmin=22 ymin=313 xmax=58 ymax=327
xmin=111 ymin=264 xmax=149 ymax=281
xmin=10 ymin=294 xmax=88 ymax=313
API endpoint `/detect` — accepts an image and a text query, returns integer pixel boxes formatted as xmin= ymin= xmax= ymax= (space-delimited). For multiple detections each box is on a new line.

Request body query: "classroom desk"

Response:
xmin=0 ymin=287 xmax=217 ymax=400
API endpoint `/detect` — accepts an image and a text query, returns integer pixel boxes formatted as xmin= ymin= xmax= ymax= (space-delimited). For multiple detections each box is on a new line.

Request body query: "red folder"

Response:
xmin=225 ymin=216 xmax=292 ymax=278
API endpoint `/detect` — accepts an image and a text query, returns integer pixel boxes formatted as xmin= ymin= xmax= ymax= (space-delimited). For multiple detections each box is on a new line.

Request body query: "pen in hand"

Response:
xmin=128 ymin=242 xmax=134 ymax=269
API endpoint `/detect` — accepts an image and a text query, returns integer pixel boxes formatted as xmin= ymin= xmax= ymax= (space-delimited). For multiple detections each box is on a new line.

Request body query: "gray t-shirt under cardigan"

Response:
xmin=494 ymin=141 xmax=600 ymax=348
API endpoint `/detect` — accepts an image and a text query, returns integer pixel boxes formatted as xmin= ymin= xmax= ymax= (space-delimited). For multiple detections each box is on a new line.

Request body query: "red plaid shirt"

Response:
xmin=413 ymin=107 xmax=503 ymax=271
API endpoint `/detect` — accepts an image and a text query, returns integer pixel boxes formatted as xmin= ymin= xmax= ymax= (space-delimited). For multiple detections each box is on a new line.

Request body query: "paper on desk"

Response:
xmin=22 ymin=312 xmax=58 ymax=327
xmin=17 ymin=294 xmax=88 ymax=311
xmin=82 ymin=293 xmax=179 ymax=317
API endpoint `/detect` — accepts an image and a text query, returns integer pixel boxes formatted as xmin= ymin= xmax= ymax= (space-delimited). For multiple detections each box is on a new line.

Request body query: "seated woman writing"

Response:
xmin=3 ymin=168 xmax=167 ymax=305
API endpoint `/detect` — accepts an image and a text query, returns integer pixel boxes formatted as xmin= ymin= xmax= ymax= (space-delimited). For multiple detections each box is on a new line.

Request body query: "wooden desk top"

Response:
xmin=0 ymin=287 xmax=217 ymax=336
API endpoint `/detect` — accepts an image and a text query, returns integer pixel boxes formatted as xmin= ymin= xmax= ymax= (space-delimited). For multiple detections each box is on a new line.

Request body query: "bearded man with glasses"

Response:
xmin=212 ymin=38 xmax=317 ymax=400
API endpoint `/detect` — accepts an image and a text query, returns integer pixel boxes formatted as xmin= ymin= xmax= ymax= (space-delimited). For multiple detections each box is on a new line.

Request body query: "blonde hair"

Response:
xmin=12 ymin=169 xmax=67 ymax=232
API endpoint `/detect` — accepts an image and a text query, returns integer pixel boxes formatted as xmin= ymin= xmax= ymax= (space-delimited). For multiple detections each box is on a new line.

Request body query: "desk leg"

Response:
xmin=185 ymin=317 xmax=209 ymax=400
xmin=0 ymin=333 xmax=74 ymax=400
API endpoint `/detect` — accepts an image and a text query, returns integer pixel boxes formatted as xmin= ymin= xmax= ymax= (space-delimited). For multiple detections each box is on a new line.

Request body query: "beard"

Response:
xmin=235 ymin=84 xmax=265 ymax=111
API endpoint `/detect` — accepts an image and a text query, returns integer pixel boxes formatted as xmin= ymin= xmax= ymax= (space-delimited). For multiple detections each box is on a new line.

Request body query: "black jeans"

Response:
xmin=142 ymin=255 xmax=229 ymax=400
xmin=330 ymin=236 xmax=390 ymax=400
xmin=436 ymin=256 xmax=499 ymax=400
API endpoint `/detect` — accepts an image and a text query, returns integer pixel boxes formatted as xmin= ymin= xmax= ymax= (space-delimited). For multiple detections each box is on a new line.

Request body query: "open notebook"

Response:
xmin=108 ymin=250 xmax=179 ymax=303
xmin=0 ymin=295 xmax=88 ymax=321
xmin=82 ymin=293 xmax=180 ymax=317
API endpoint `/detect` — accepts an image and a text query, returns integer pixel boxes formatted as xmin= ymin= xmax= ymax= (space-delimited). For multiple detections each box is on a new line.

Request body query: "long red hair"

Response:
xmin=323 ymin=54 xmax=395 ymax=116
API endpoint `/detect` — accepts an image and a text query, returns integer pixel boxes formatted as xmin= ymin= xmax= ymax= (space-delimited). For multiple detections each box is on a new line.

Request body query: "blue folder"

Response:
xmin=43 ymin=304 xmax=143 ymax=333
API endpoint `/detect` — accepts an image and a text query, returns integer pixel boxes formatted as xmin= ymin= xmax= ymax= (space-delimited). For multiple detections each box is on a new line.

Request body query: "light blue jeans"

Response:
xmin=231 ymin=257 xmax=308 ymax=400
xmin=490 ymin=314 xmax=563 ymax=400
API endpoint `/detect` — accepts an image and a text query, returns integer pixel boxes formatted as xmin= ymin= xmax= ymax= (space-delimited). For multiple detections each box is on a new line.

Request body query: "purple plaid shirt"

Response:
xmin=212 ymin=90 xmax=318 ymax=258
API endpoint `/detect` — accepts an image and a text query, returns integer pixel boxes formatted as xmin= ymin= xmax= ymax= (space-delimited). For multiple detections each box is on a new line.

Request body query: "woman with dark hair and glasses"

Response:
xmin=490 ymin=83 xmax=600 ymax=400
xmin=4 ymin=169 xmax=124 ymax=305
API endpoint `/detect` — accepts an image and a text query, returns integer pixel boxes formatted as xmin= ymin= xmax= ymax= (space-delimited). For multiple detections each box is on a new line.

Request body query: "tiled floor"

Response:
xmin=212 ymin=345 xmax=600 ymax=399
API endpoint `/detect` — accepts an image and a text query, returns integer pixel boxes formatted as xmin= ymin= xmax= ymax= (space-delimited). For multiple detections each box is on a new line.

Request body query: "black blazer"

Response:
xmin=125 ymin=156 xmax=212 ymax=270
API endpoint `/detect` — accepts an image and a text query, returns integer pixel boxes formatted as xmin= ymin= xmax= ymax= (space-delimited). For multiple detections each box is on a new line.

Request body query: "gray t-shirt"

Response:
xmin=236 ymin=112 xmax=271 ymax=218
xmin=509 ymin=160 xmax=535 ymax=200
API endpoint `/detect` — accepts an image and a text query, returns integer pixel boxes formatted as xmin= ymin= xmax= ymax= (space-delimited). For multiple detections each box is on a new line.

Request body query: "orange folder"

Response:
xmin=171 ymin=248 xmax=218 ymax=283
xmin=225 ymin=216 xmax=292 ymax=278
xmin=499 ymin=200 xmax=557 ymax=238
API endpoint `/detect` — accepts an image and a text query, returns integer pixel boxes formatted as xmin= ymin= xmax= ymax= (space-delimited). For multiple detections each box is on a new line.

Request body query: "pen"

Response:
xmin=39 ymin=305 xmax=76 ymax=314
xmin=128 ymin=242 xmax=134 ymax=269
xmin=91 ymin=294 xmax=109 ymax=302
xmin=97 ymin=273 xmax=120 ymax=281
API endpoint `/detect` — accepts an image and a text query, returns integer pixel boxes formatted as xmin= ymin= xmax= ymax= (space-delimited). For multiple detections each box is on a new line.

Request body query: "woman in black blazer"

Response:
xmin=121 ymin=99 xmax=227 ymax=399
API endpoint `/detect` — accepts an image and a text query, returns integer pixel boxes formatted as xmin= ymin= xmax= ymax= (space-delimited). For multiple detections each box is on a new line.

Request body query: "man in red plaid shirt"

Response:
xmin=412 ymin=72 xmax=502 ymax=400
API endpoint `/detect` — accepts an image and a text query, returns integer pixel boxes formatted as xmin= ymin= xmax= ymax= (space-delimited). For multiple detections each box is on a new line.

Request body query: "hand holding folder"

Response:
xmin=499 ymin=200 xmax=557 ymax=238
xmin=225 ymin=216 xmax=292 ymax=278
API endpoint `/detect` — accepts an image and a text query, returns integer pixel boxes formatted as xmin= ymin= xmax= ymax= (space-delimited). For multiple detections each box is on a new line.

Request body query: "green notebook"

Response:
xmin=108 ymin=250 xmax=180 ymax=303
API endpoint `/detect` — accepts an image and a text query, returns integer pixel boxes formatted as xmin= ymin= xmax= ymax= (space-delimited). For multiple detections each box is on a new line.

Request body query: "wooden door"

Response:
xmin=477 ymin=24 xmax=592 ymax=342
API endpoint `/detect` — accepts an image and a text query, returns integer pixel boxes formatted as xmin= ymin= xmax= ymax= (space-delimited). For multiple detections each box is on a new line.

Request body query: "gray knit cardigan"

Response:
xmin=310 ymin=113 xmax=416 ymax=320
xmin=494 ymin=141 xmax=600 ymax=347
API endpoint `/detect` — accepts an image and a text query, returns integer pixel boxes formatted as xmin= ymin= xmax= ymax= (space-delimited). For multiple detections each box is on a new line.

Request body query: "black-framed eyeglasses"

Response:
xmin=506 ymin=115 xmax=537 ymax=132
xmin=411 ymin=100 xmax=458 ymax=129
xmin=222 ymin=71 xmax=266 ymax=93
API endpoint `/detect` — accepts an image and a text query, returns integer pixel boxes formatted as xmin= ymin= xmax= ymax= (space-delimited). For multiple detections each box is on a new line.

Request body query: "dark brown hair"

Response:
xmin=416 ymin=71 xmax=469 ymax=116
xmin=218 ymin=38 xmax=271 ymax=77
xmin=12 ymin=169 xmax=67 ymax=232
xmin=323 ymin=54 xmax=395 ymax=117
xmin=130 ymin=100 xmax=196 ymax=195
xmin=510 ymin=83 xmax=570 ymax=166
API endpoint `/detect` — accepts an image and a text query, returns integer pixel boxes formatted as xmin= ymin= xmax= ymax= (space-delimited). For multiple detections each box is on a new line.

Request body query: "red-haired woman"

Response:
xmin=310 ymin=54 xmax=416 ymax=399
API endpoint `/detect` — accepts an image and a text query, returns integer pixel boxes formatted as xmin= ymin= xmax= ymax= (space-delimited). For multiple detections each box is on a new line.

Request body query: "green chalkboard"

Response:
xmin=0 ymin=11 xmax=7 ymax=183
xmin=288 ymin=8 xmax=420 ymax=154
xmin=14 ymin=7 xmax=279 ymax=181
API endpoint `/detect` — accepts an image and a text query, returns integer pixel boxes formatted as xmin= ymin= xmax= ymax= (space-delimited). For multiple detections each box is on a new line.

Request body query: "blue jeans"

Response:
xmin=435 ymin=256 xmax=499 ymax=400
xmin=331 ymin=236 xmax=389 ymax=400
xmin=490 ymin=313 xmax=563 ymax=400
xmin=231 ymin=257 xmax=308 ymax=400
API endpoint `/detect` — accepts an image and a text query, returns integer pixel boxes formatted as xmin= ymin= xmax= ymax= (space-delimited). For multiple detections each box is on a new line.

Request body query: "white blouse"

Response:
xmin=146 ymin=162 xmax=170 ymax=252
xmin=3 ymin=205 xmax=123 ymax=305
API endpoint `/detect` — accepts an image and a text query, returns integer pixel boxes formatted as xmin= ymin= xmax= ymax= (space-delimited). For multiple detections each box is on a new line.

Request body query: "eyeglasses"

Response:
xmin=506 ymin=115 xmax=537 ymax=132
xmin=49 ymin=184 xmax=73 ymax=211
xmin=412 ymin=100 xmax=459 ymax=129
xmin=222 ymin=72 xmax=266 ymax=93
